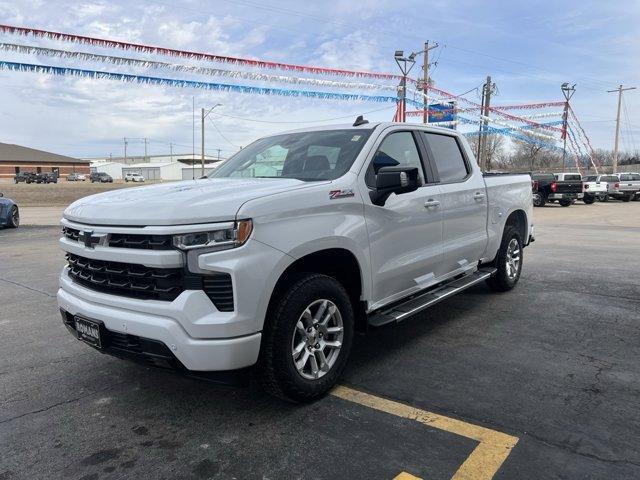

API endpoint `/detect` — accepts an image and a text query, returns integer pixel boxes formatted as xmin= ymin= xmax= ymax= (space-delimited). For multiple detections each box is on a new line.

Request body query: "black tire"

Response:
xmin=559 ymin=199 xmax=572 ymax=207
xmin=8 ymin=205 xmax=19 ymax=228
xmin=258 ymin=273 xmax=354 ymax=403
xmin=486 ymin=226 xmax=523 ymax=292
xmin=532 ymin=193 xmax=546 ymax=207
xmin=622 ymin=195 xmax=632 ymax=202
xmin=583 ymin=195 xmax=595 ymax=204
xmin=601 ymin=194 xmax=609 ymax=202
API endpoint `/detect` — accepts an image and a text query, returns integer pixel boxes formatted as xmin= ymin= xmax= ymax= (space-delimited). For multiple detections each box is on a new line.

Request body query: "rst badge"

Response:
xmin=329 ymin=189 xmax=355 ymax=200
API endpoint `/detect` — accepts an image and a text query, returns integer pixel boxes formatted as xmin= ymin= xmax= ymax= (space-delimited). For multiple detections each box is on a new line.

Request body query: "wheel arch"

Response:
xmin=266 ymin=247 xmax=369 ymax=333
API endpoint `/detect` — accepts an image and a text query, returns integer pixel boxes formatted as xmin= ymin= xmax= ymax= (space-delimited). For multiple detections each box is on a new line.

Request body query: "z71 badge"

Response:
xmin=329 ymin=189 xmax=355 ymax=200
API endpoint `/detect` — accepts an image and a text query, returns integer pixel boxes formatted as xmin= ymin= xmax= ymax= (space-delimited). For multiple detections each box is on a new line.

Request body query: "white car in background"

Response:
xmin=124 ymin=173 xmax=145 ymax=183
xmin=582 ymin=175 xmax=609 ymax=203
xmin=617 ymin=173 xmax=640 ymax=201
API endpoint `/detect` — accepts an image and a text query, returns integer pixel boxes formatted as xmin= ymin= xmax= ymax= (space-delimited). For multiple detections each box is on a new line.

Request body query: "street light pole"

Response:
xmin=561 ymin=83 xmax=576 ymax=173
xmin=201 ymin=103 xmax=222 ymax=177
xmin=394 ymin=51 xmax=417 ymax=122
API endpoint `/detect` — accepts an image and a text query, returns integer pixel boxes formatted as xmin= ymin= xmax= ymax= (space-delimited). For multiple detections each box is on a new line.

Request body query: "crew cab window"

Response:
xmin=366 ymin=132 xmax=425 ymax=185
xmin=620 ymin=173 xmax=640 ymax=181
xmin=422 ymin=133 xmax=469 ymax=182
xmin=563 ymin=174 xmax=582 ymax=181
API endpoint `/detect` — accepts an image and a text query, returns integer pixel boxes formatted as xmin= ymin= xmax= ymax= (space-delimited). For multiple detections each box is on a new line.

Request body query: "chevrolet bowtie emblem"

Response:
xmin=78 ymin=230 xmax=106 ymax=249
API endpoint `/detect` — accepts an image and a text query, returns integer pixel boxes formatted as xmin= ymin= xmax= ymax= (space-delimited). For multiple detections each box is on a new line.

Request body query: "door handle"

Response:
xmin=474 ymin=192 xmax=486 ymax=201
xmin=424 ymin=199 xmax=440 ymax=208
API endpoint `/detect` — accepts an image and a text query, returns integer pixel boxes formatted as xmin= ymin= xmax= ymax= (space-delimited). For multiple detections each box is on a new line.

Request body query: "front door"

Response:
xmin=362 ymin=130 xmax=445 ymax=308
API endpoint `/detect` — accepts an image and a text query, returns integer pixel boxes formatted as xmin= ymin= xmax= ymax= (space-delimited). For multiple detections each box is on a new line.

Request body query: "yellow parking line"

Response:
xmin=331 ymin=385 xmax=519 ymax=480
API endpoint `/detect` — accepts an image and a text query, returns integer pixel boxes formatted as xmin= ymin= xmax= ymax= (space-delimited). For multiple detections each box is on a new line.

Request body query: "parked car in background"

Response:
xmin=90 ymin=172 xmax=114 ymax=183
xmin=0 ymin=192 xmax=19 ymax=228
xmin=58 ymin=121 xmax=534 ymax=402
xmin=67 ymin=173 xmax=86 ymax=182
xmin=617 ymin=172 xmax=640 ymax=201
xmin=37 ymin=172 xmax=58 ymax=184
xmin=13 ymin=172 xmax=37 ymax=183
xmin=582 ymin=175 xmax=609 ymax=203
xmin=531 ymin=172 xmax=583 ymax=207
xmin=124 ymin=172 xmax=145 ymax=183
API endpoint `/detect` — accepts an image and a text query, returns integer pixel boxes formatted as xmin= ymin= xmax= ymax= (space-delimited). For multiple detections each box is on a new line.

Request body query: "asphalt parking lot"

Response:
xmin=1 ymin=202 xmax=639 ymax=479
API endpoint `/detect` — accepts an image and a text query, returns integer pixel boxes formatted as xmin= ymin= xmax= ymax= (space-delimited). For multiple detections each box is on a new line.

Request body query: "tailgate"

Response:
xmin=556 ymin=181 xmax=582 ymax=194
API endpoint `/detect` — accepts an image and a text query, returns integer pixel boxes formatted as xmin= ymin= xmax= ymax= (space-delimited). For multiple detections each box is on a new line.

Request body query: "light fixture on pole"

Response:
xmin=394 ymin=51 xmax=417 ymax=122
xmin=201 ymin=103 xmax=222 ymax=177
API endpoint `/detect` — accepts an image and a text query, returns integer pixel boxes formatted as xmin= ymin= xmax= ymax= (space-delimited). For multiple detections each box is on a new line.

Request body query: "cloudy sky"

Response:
xmin=0 ymin=0 xmax=638 ymax=159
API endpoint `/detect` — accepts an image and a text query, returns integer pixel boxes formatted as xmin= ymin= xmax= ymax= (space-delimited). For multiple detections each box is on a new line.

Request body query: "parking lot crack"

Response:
xmin=0 ymin=277 xmax=55 ymax=298
xmin=522 ymin=431 xmax=640 ymax=468
xmin=0 ymin=380 xmax=127 ymax=425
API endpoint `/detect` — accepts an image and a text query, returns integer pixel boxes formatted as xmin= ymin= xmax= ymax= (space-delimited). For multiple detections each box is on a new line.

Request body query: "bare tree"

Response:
xmin=467 ymin=135 xmax=505 ymax=171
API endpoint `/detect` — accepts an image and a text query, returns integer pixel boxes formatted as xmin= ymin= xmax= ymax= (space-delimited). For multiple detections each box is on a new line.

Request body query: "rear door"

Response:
xmin=419 ymin=131 xmax=488 ymax=276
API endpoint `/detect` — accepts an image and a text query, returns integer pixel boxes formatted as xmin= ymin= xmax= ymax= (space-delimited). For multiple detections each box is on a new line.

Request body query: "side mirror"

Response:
xmin=0 ymin=192 xmax=3 ymax=197
xmin=370 ymin=166 xmax=420 ymax=206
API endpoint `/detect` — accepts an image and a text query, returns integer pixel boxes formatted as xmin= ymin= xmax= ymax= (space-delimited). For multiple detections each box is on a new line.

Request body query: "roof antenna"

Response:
xmin=353 ymin=115 xmax=369 ymax=127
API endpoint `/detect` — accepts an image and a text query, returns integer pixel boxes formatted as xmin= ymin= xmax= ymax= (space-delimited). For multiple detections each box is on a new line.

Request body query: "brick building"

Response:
xmin=0 ymin=142 xmax=89 ymax=180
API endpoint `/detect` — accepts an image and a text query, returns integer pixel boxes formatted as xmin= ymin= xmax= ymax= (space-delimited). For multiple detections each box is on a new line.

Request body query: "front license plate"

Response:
xmin=75 ymin=316 xmax=103 ymax=349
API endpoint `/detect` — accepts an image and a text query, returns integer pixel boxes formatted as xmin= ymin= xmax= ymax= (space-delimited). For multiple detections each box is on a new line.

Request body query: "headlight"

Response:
xmin=172 ymin=219 xmax=253 ymax=251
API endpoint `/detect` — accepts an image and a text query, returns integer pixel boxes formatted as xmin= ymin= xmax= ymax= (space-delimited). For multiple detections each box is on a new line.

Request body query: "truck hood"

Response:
xmin=64 ymin=178 xmax=323 ymax=226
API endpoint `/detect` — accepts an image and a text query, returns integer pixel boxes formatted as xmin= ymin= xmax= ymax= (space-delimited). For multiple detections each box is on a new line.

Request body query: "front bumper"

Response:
xmin=58 ymin=271 xmax=261 ymax=371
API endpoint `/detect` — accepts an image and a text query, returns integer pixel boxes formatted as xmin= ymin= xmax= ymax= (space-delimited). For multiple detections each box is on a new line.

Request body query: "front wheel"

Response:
xmin=622 ymin=195 xmax=632 ymax=202
xmin=559 ymin=199 xmax=572 ymax=207
xmin=583 ymin=195 xmax=595 ymax=204
xmin=486 ymin=226 xmax=523 ymax=292
xmin=258 ymin=273 xmax=354 ymax=403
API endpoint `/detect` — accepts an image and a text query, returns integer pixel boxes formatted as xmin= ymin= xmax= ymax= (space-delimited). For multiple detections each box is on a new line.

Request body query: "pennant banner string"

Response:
xmin=0 ymin=60 xmax=408 ymax=103
xmin=0 ymin=24 xmax=398 ymax=80
xmin=0 ymin=43 xmax=395 ymax=91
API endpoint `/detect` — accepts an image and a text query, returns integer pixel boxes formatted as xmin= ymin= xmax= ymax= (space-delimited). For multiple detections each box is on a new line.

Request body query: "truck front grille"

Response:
xmin=65 ymin=253 xmax=234 ymax=310
xmin=66 ymin=253 xmax=184 ymax=301
xmin=63 ymin=227 xmax=173 ymax=250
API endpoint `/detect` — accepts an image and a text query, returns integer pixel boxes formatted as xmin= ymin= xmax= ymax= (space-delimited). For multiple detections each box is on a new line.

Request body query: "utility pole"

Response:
xmin=144 ymin=138 xmax=148 ymax=162
xmin=170 ymin=143 xmax=173 ymax=162
xmin=421 ymin=41 xmax=439 ymax=124
xmin=607 ymin=84 xmax=636 ymax=173
xmin=201 ymin=103 xmax=222 ymax=176
xmin=477 ymin=76 xmax=496 ymax=170
xmin=123 ymin=137 xmax=127 ymax=162
xmin=561 ymin=83 xmax=576 ymax=172
xmin=217 ymin=148 xmax=221 ymax=162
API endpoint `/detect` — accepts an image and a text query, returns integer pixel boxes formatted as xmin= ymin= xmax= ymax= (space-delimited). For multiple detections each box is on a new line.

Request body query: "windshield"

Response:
xmin=209 ymin=129 xmax=373 ymax=181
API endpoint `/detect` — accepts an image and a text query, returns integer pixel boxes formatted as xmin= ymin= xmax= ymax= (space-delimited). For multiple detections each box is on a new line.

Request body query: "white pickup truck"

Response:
xmin=58 ymin=120 xmax=534 ymax=402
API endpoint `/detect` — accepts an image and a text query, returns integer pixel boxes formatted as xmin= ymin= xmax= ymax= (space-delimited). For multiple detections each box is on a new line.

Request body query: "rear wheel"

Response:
xmin=559 ymin=199 xmax=572 ymax=207
xmin=8 ymin=205 xmax=19 ymax=228
xmin=486 ymin=226 xmax=523 ymax=292
xmin=258 ymin=273 xmax=354 ymax=402
xmin=583 ymin=195 xmax=595 ymax=204
xmin=532 ymin=193 xmax=545 ymax=207
xmin=622 ymin=195 xmax=632 ymax=202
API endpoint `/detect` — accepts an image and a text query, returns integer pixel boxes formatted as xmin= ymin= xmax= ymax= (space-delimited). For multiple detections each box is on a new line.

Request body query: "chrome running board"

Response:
xmin=368 ymin=267 xmax=496 ymax=327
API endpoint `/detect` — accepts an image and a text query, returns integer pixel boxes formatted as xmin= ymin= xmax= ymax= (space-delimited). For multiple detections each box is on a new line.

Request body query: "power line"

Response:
xmin=207 ymin=116 xmax=240 ymax=148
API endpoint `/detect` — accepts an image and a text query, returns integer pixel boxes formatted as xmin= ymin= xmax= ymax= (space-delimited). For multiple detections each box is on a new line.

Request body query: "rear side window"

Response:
xmin=422 ymin=133 xmax=469 ymax=182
